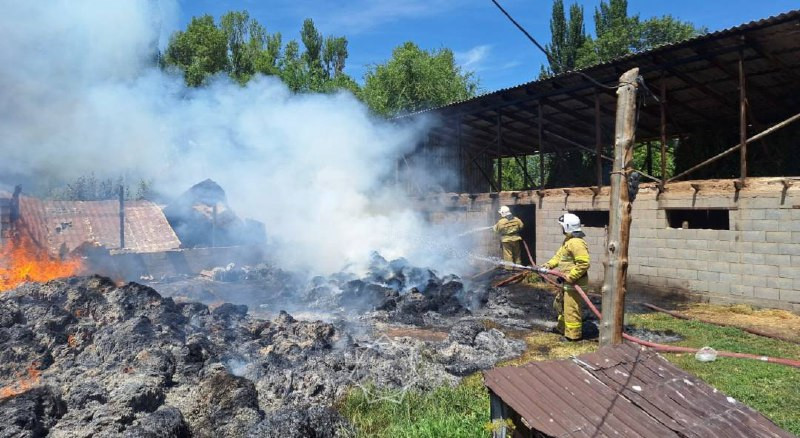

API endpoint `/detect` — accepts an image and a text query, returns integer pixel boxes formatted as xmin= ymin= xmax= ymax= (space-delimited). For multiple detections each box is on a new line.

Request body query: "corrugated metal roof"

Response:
xmin=402 ymin=9 xmax=800 ymax=118
xmin=484 ymin=343 xmax=793 ymax=437
xmin=17 ymin=196 xmax=181 ymax=255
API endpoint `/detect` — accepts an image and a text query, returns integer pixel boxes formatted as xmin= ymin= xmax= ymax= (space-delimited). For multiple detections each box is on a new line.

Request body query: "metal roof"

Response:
xmin=15 ymin=196 xmax=181 ymax=255
xmin=484 ymin=343 xmax=793 ymax=437
xmin=405 ymin=10 xmax=800 ymax=159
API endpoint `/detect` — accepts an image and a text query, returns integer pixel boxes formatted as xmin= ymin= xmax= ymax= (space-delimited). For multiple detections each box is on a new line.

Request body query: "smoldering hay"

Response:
xmin=0 ymin=0 xmax=478 ymax=275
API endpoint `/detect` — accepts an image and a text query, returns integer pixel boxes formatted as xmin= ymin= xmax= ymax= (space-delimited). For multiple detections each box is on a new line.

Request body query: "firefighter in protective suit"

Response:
xmin=493 ymin=206 xmax=524 ymax=269
xmin=538 ymin=213 xmax=590 ymax=341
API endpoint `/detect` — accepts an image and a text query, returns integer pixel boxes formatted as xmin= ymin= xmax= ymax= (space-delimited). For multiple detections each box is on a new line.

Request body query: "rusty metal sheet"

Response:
xmin=484 ymin=343 xmax=794 ymax=437
xmin=17 ymin=196 xmax=181 ymax=255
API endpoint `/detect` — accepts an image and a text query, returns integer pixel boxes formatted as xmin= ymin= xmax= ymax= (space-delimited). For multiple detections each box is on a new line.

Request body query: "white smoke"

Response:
xmin=0 ymin=0 xmax=477 ymax=274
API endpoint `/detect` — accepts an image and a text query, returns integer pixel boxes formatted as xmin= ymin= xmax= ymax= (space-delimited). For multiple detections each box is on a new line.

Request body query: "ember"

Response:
xmin=0 ymin=234 xmax=82 ymax=292
xmin=0 ymin=362 xmax=41 ymax=399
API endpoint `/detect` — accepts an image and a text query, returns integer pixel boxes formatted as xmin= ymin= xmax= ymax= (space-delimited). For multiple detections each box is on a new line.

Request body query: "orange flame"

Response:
xmin=0 ymin=362 xmax=41 ymax=399
xmin=0 ymin=234 xmax=82 ymax=292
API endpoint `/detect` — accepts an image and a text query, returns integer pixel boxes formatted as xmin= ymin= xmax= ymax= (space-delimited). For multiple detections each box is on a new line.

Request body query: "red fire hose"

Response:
xmin=527 ymin=265 xmax=800 ymax=369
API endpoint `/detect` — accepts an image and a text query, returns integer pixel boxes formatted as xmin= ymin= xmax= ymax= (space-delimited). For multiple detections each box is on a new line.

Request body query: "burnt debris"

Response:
xmin=0 ymin=272 xmax=525 ymax=437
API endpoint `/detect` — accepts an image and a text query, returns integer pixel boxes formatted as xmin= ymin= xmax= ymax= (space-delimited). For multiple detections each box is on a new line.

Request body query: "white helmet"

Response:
xmin=498 ymin=205 xmax=511 ymax=217
xmin=558 ymin=213 xmax=581 ymax=233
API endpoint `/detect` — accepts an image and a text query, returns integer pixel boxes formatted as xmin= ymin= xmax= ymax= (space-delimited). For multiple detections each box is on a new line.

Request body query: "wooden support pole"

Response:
xmin=457 ymin=117 xmax=463 ymax=192
xmin=538 ymin=102 xmax=545 ymax=188
xmin=600 ymin=68 xmax=639 ymax=347
xmin=118 ymin=185 xmax=125 ymax=249
xmin=660 ymin=77 xmax=667 ymax=189
xmin=739 ymin=48 xmax=747 ymax=186
xmin=497 ymin=111 xmax=502 ymax=192
xmin=595 ymin=90 xmax=603 ymax=187
xmin=646 ymin=141 xmax=653 ymax=176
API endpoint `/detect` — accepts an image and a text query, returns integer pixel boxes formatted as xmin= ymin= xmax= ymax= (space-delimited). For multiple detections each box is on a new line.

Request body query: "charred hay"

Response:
xmin=0 ymin=273 xmax=525 ymax=437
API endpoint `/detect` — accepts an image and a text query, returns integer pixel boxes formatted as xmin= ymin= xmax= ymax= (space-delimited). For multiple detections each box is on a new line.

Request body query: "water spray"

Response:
xmin=457 ymin=226 xmax=493 ymax=237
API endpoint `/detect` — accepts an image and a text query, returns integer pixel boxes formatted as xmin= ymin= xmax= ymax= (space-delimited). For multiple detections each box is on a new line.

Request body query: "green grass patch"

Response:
xmin=338 ymin=375 xmax=488 ymax=438
xmin=627 ymin=312 xmax=800 ymax=435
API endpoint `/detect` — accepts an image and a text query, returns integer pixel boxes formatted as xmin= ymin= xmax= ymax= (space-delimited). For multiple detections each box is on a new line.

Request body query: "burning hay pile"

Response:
xmin=0 ymin=257 xmax=527 ymax=437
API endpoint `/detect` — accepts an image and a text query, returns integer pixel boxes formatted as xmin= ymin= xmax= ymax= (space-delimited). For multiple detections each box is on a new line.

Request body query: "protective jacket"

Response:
xmin=492 ymin=216 xmax=524 ymax=243
xmin=543 ymin=231 xmax=590 ymax=286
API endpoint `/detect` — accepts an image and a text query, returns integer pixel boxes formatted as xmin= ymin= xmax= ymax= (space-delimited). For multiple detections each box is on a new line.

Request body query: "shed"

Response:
xmin=483 ymin=343 xmax=793 ymax=437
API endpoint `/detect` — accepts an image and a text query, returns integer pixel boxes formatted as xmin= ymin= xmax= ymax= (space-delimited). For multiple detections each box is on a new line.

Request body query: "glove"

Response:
xmin=536 ymin=266 xmax=549 ymax=274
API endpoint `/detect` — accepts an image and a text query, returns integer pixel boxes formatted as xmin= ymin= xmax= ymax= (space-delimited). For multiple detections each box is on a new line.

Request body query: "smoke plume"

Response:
xmin=0 ymin=0 xmax=478 ymax=274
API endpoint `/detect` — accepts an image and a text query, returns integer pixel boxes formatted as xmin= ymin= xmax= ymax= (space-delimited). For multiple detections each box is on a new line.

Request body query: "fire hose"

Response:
xmin=516 ymin=260 xmax=800 ymax=369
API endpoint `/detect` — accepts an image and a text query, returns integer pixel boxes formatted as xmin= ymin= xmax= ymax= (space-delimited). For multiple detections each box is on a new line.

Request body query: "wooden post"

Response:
xmin=118 ymin=185 xmax=125 ymax=249
xmin=739 ymin=49 xmax=747 ymax=185
xmin=538 ymin=102 xmax=545 ymax=188
xmin=660 ymin=77 xmax=667 ymax=188
xmin=646 ymin=141 xmax=653 ymax=176
xmin=497 ymin=111 xmax=502 ymax=192
xmin=457 ymin=117 xmax=463 ymax=192
xmin=595 ymin=90 xmax=603 ymax=187
xmin=600 ymin=68 xmax=639 ymax=347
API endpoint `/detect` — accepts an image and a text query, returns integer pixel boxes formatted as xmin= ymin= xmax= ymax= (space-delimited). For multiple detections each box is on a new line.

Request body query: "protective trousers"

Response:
xmin=553 ymin=284 xmax=582 ymax=340
xmin=501 ymin=240 xmax=521 ymax=268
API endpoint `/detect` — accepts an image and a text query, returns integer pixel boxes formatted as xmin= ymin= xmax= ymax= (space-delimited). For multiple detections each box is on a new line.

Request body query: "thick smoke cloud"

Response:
xmin=0 ymin=0 xmax=479 ymax=274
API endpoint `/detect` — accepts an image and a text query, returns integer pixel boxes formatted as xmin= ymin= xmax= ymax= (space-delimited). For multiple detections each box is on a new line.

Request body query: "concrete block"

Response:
xmin=675 ymin=249 xmax=698 ymax=260
xmin=733 ymin=219 xmax=753 ymax=231
xmin=719 ymin=273 xmax=742 ymax=284
xmin=733 ymin=242 xmax=754 ymax=253
xmin=695 ymin=229 xmax=719 ymax=241
xmin=766 ymin=231 xmax=792 ymax=242
xmin=688 ymin=280 xmax=709 ymax=292
xmin=657 ymin=248 xmax=677 ymax=259
xmin=717 ymin=231 xmax=736 ymax=241
xmin=686 ymin=239 xmax=708 ymax=250
xmin=743 ymin=197 xmax=779 ymax=209
xmin=665 ymin=277 xmax=688 ymax=288
xmin=740 ymin=231 xmax=766 ymax=242
xmin=640 ymin=266 xmax=658 ymax=276
xmin=788 ymin=220 xmax=800 ymax=231
xmin=696 ymin=250 xmax=718 ymax=262
xmin=632 ymin=246 xmax=657 ymax=258
xmin=779 ymin=265 xmax=800 ymax=279
xmin=779 ymin=244 xmax=800 ymax=256
xmin=708 ymin=240 xmax=732 ymax=251
xmin=753 ymin=242 xmax=781 ymax=255
xmin=676 ymin=269 xmax=698 ymax=280
xmin=730 ymin=284 xmax=754 ymax=297
xmin=793 ymin=209 xmax=800 ymax=220
xmin=708 ymin=282 xmax=730 ymax=295
xmin=665 ymin=239 xmax=683 ymax=249
xmin=740 ymin=209 xmax=765 ymax=220
xmin=793 ymin=232 xmax=800 ymax=244
xmin=657 ymin=267 xmax=678 ymax=278
xmin=659 ymin=258 xmax=680 ymax=269
xmin=707 ymin=262 xmax=729 ymax=273
xmin=741 ymin=253 xmax=765 ymax=264
xmin=765 ymin=209 xmax=790 ymax=221
xmin=779 ymin=289 xmax=800 ymax=303
xmin=753 ymin=287 xmax=780 ymax=300
xmin=698 ymin=270 xmax=720 ymax=282
xmin=741 ymin=274 xmax=767 ymax=287
xmin=766 ymin=277 xmax=792 ymax=290
xmin=656 ymin=229 xmax=674 ymax=239
xmin=750 ymin=220 xmax=784 ymax=232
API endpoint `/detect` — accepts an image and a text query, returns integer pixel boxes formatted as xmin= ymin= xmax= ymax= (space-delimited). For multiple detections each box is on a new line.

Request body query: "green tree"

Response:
xmin=361 ymin=42 xmax=479 ymax=116
xmin=542 ymin=0 xmax=586 ymax=77
xmin=164 ymin=15 xmax=228 ymax=86
xmin=576 ymin=0 xmax=704 ymax=68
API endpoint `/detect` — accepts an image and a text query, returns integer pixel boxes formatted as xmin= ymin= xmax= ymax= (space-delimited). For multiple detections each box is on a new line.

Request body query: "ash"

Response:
xmin=0 ymin=254 xmax=541 ymax=437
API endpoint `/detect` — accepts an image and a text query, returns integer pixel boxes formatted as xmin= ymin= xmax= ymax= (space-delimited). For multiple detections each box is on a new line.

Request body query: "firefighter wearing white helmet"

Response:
xmin=492 ymin=205 xmax=524 ymax=269
xmin=538 ymin=212 xmax=590 ymax=341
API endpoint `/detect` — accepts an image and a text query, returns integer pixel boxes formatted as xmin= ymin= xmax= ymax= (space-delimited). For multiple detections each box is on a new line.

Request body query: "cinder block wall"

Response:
xmin=422 ymin=177 xmax=800 ymax=312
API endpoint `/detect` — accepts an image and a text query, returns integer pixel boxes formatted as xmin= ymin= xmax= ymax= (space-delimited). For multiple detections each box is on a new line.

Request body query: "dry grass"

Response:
xmin=680 ymin=303 xmax=800 ymax=342
xmin=500 ymin=331 xmax=597 ymax=367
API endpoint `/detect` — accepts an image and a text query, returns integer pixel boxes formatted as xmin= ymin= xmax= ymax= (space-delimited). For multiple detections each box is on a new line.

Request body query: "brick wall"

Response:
xmin=423 ymin=177 xmax=800 ymax=312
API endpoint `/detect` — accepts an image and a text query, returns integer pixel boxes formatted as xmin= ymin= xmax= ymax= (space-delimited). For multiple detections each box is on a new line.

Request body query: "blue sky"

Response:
xmin=176 ymin=0 xmax=798 ymax=92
